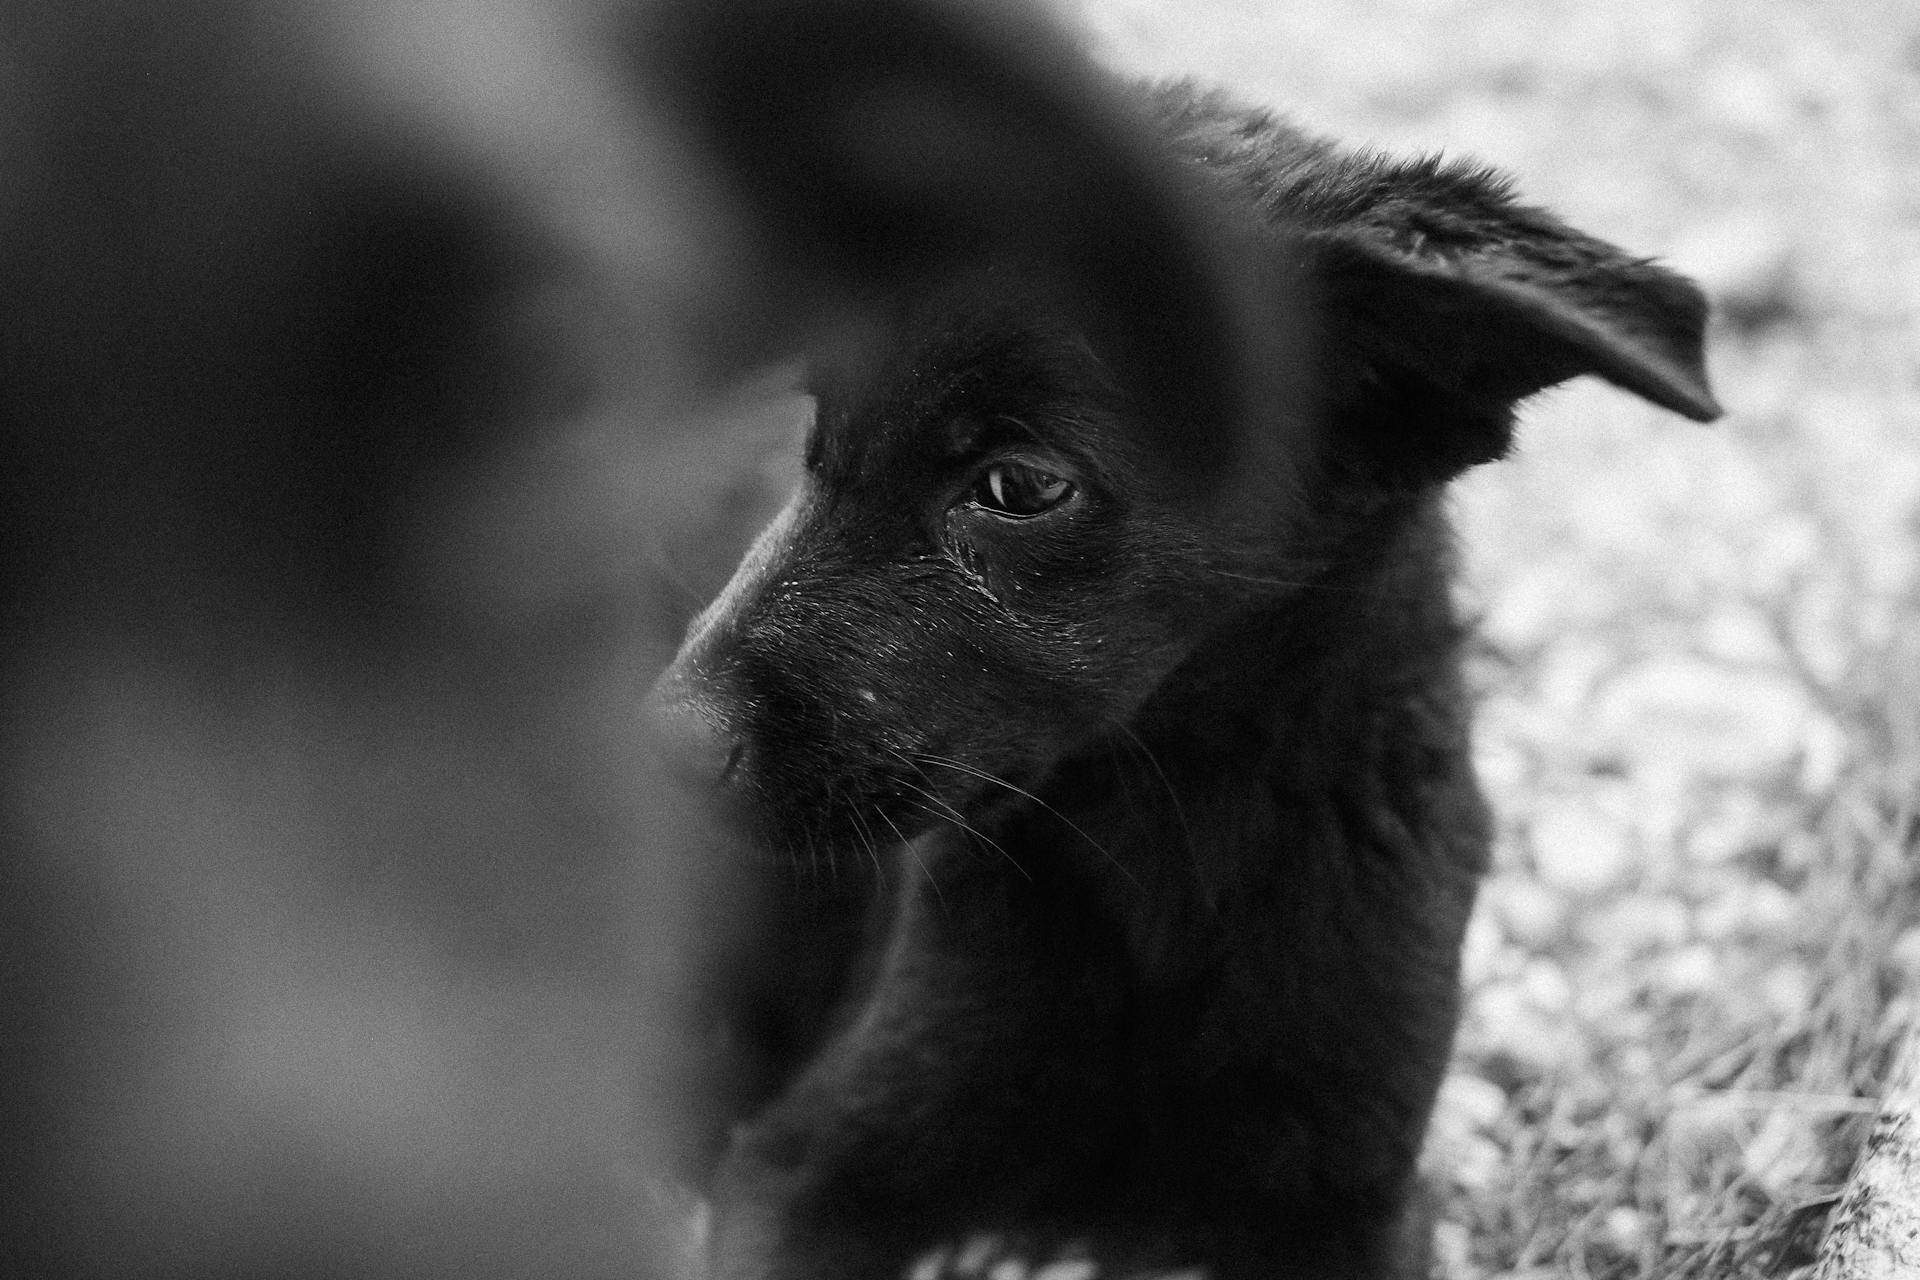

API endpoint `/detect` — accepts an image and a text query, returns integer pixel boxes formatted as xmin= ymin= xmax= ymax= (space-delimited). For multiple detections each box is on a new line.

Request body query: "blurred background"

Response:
xmin=1067 ymin=0 xmax=1920 ymax=1275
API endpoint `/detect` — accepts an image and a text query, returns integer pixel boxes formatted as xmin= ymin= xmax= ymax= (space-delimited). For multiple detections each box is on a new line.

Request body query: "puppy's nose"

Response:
xmin=643 ymin=678 xmax=747 ymax=792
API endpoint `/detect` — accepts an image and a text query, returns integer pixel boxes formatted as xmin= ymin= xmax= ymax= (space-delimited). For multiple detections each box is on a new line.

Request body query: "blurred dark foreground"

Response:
xmin=0 ymin=2 xmax=1250 ymax=1276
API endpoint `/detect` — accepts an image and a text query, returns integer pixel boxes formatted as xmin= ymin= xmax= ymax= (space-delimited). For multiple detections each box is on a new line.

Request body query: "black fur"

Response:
xmin=651 ymin=82 xmax=1718 ymax=1280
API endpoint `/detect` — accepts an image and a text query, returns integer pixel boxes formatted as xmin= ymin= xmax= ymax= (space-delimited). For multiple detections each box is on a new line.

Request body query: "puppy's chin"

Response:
xmin=656 ymin=775 xmax=905 ymax=879
xmin=756 ymin=802 xmax=933 ymax=880
xmin=637 ymin=742 xmax=780 ymax=874
xmin=751 ymin=772 xmax=1001 ymax=881
xmin=659 ymin=704 xmax=1047 ymax=876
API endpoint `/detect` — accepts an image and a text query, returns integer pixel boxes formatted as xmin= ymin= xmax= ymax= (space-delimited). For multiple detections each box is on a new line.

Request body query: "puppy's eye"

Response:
xmin=971 ymin=461 xmax=1075 ymax=518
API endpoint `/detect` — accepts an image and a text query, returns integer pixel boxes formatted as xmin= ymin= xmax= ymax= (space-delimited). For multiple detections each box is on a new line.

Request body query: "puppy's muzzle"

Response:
xmin=644 ymin=665 xmax=753 ymax=806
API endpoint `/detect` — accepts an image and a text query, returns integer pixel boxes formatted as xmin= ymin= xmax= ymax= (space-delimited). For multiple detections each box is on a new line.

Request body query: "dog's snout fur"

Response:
xmin=647 ymin=496 xmax=822 ymax=818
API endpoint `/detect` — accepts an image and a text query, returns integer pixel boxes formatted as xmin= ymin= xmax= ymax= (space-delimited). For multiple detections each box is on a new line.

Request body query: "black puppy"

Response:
xmin=652 ymin=82 xmax=1719 ymax=1280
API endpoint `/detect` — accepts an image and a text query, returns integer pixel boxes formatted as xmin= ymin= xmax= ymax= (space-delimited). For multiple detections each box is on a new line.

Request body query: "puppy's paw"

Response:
xmin=904 ymin=1234 xmax=1206 ymax=1280
xmin=904 ymin=1235 xmax=1088 ymax=1280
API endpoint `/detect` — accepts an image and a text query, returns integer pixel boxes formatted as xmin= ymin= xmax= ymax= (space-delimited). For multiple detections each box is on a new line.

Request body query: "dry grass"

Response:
xmin=1430 ymin=635 xmax=1920 ymax=1279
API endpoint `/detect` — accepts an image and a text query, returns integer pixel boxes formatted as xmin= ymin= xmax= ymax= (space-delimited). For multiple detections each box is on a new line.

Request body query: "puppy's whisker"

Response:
xmin=876 ymin=807 xmax=944 ymax=907
xmin=800 ymin=828 xmax=826 ymax=882
xmin=896 ymin=784 xmax=1027 ymax=881
xmin=1207 ymin=568 xmax=1416 ymax=601
xmin=892 ymin=778 xmax=1030 ymax=883
xmin=1208 ymin=568 xmax=1317 ymax=590
xmin=848 ymin=805 xmax=888 ymax=882
xmin=873 ymin=805 xmax=910 ymax=852
xmin=1113 ymin=721 xmax=1200 ymax=873
xmin=909 ymin=752 xmax=1139 ymax=891
xmin=887 ymin=751 xmax=988 ymax=831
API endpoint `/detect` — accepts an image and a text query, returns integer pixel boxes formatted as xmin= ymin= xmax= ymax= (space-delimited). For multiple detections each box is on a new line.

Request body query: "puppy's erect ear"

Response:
xmin=643 ymin=0 xmax=1266 ymax=483
xmin=1299 ymin=156 xmax=1721 ymax=487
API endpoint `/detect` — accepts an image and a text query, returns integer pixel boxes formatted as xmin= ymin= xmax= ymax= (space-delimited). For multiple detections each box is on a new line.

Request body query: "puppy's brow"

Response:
xmin=936 ymin=414 xmax=1044 ymax=462
xmin=937 ymin=415 xmax=985 ymax=459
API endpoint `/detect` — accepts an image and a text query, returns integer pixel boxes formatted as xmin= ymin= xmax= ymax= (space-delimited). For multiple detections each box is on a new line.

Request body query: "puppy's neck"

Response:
xmin=1140 ymin=494 xmax=1468 ymax=777
xmin=1010 ymin=491 xmax=1479 ymax=918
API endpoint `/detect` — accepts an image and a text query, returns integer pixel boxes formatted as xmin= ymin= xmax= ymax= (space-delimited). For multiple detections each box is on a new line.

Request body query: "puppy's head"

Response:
xmin=649 ymin=88 xmax=1721 ymax=869
xmin=651 ymin=279 xmax=1247 ymax=862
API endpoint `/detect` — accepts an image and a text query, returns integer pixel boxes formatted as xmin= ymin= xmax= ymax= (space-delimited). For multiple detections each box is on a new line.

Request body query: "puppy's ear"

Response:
xmin=1301 ymin=158 xmax=1721 ymax=488
xmin=643 ymin=0 xmax=1255 ymax=481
